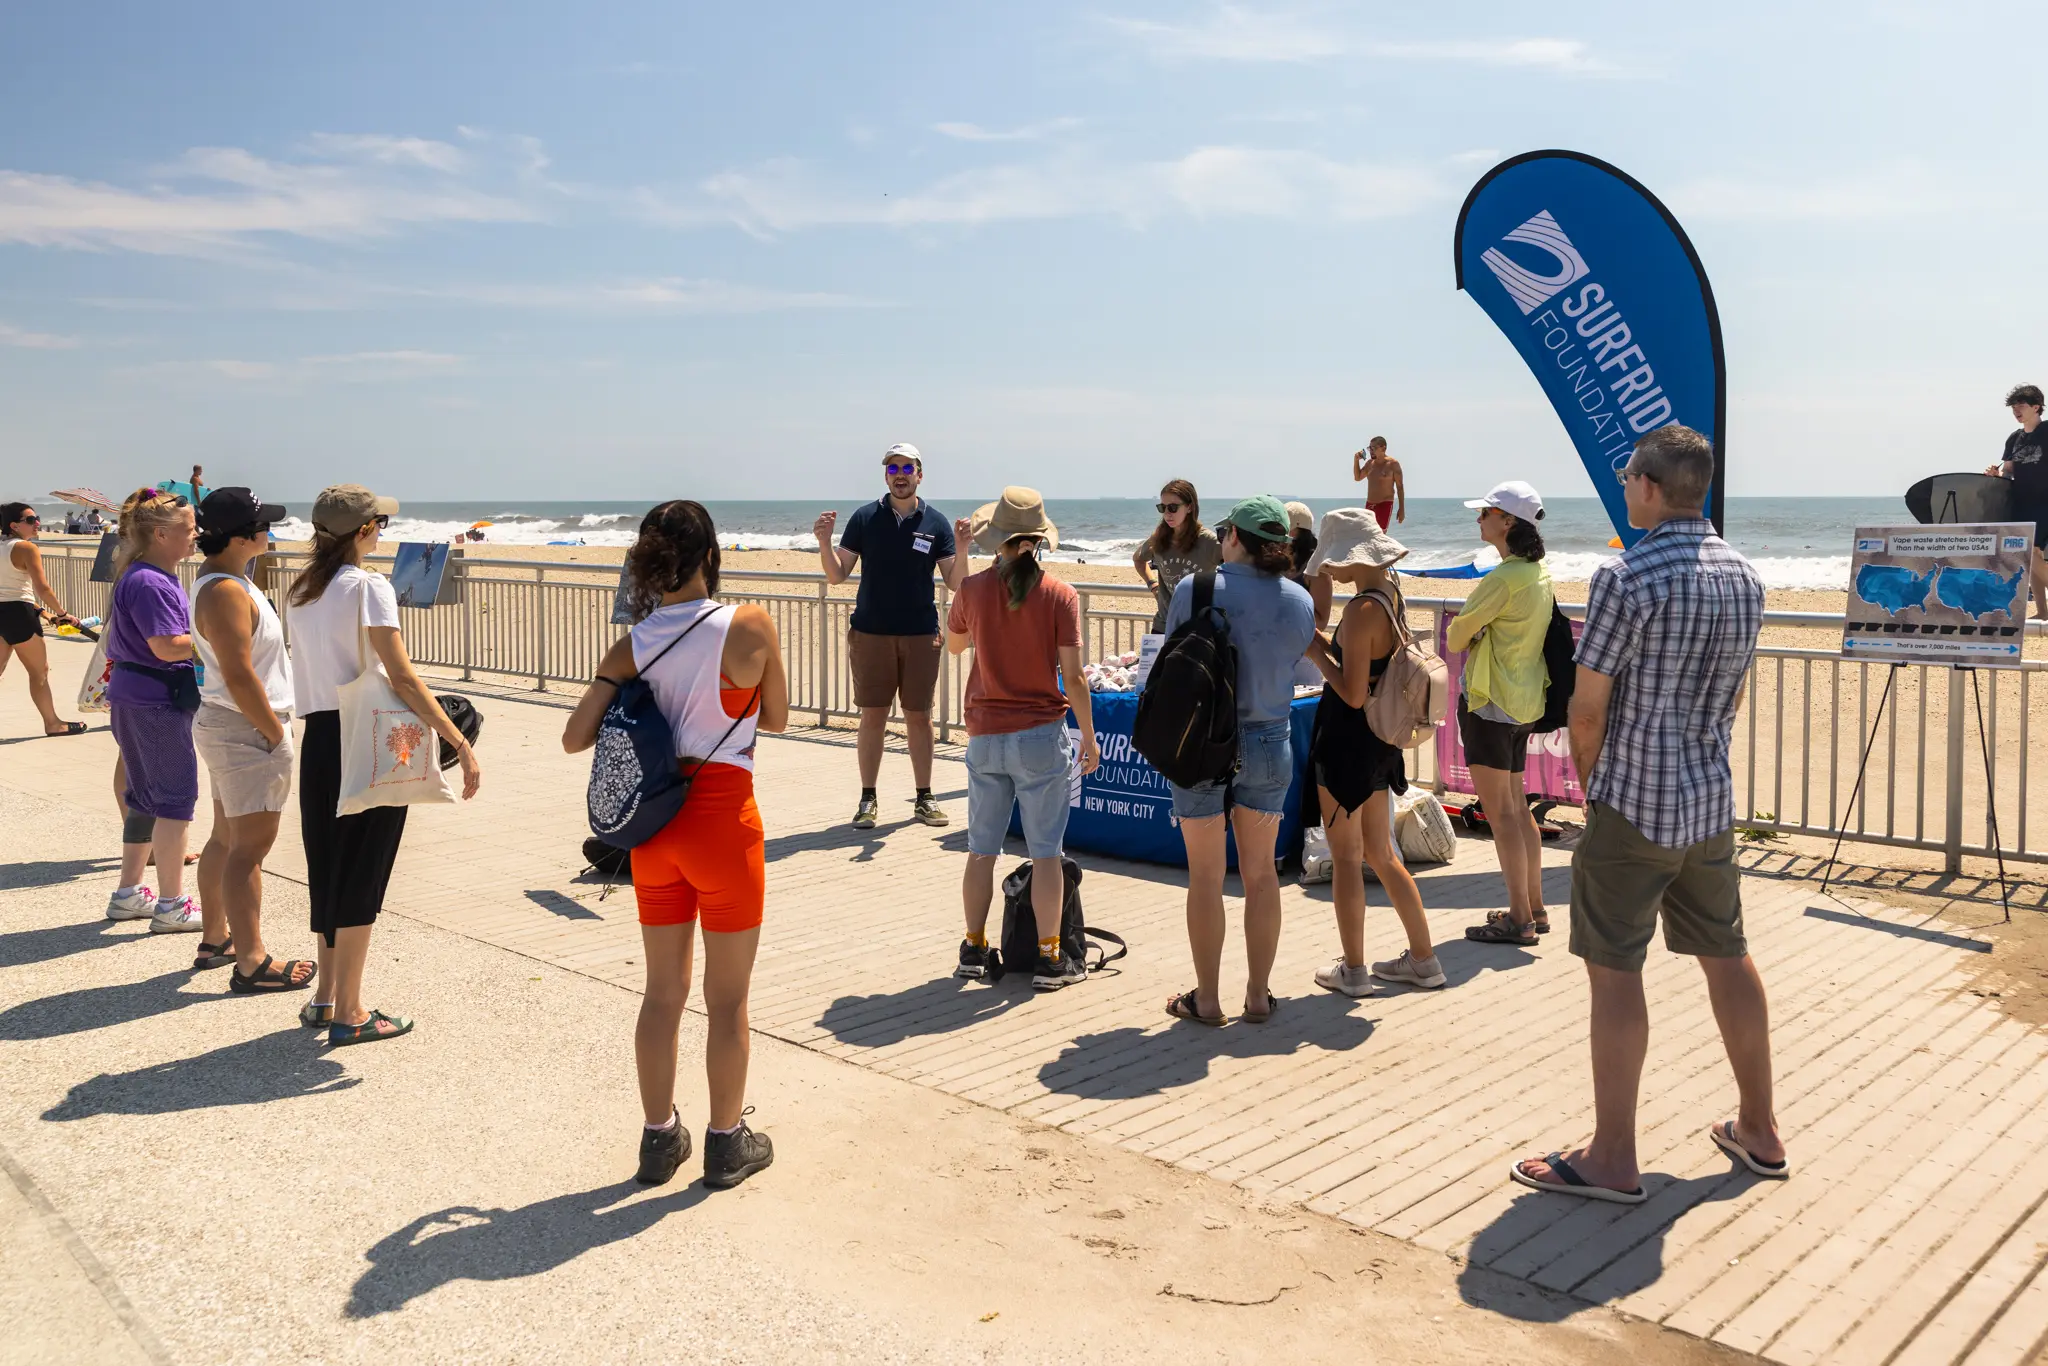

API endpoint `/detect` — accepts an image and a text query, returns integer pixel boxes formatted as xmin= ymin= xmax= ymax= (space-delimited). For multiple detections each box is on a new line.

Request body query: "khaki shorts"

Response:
xmin=1569 ymin=801 xmax=1745 ymax=972
xmin=193 ymin=704 xmax=295 ymax=817
xmin=848 ymin=629 xmax=942 ymax=712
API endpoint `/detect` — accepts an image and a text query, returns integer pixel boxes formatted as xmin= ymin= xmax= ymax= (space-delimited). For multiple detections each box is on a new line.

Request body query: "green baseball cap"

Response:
xmin=1222 ymin=495 xmax=1293 ymax=543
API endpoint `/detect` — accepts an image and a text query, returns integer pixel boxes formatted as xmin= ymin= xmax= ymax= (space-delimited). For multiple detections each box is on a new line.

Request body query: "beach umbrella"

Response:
xmin=470 ymin=520 xmax=493 ymax=530
xmin=48 ymin=487 xmax=119 ymax=514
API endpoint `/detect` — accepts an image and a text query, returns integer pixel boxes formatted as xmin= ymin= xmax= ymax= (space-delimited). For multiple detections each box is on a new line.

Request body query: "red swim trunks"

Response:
xmin=1369 ymin=501 xmax=1394 ymax=530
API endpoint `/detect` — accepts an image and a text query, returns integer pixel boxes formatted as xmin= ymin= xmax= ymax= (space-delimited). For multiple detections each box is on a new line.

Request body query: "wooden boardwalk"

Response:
xmin=9 ymin=676 xmax=2048 ymax=1364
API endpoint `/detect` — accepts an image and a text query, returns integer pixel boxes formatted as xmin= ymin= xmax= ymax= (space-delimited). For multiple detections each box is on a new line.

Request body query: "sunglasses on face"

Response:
xmin=885 ymin=463 xmax=919 ymax=477
xmin=370 ymin=514 xmax=391 ymax=530
xmin=1156 ymin=502 xmax=1184 ymax=515
xmin=18 ymin=514 xmax=39 ymax=525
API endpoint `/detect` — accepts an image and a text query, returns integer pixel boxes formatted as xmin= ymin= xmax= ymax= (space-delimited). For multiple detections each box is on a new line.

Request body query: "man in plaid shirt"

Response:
xmin=1512 ymin=425 xmax=1788 ymax=1205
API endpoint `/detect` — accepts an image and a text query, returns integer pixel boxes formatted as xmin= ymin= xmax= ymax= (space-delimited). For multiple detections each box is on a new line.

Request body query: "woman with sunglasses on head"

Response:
xmin=1162 ymin=496 xmax=1318 ymax=1026
xmin=288 ymin=485 xmax=481 ymax=1045
xmin=1133 ymin=480 xmax=1219 ymax=635
xmin=1451 ymin=482 xmax=1556 ymax=948
xmin=564 ymin=501 xmax=787 ymax=1189
xmin=0 ymin=502 xmax=87 ymax=739
xmin=102 ymin=488 xmax=207 ymax=936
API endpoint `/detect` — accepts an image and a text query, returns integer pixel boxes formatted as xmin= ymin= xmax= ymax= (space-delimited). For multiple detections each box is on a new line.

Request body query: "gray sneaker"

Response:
xmin=106 ymin=885 xmax=156 ymax=921
xmin=148 ymin=897 xmax=205 ymax=934
xmin=1314 ymin=958 xmax=1377 ymax=997
xmin=1370 ymin=949 xmax=1447 ymax=990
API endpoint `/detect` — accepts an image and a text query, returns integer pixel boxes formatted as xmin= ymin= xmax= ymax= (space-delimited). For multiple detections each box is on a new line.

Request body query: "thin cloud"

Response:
xmin=655 ymin=148 xmax=1446 ymax=235
xmin=129 ymin=350 xmax=464 ymax=386
xmin=406 ymin=277 xmax=887 ymax=312
xmin=0 ymin=320 xmax=81 ymax=349
xmin=0 ymin=134 xmax=545 ymax=256
xmin=933 ymin=118 xmax=1085 ymax=143
xmin=1668 ymin=163 xmax=1956 ymax=221
xmin=1103 ymin=6 xmax=1614 ymax=73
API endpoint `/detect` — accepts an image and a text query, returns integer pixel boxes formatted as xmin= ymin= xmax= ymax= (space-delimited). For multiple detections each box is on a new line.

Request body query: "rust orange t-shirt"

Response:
xmin=946 ymin=567 xmax=1082 ymax=736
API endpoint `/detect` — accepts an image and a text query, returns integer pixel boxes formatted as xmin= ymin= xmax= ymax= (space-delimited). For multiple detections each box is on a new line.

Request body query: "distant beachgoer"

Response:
xmin=1133 ymin=480 xmax=1220 ymax=635
xmin=190 ymin=488 xmax=313 ymax=992
xmin=812 ymin=443 xmax=965 ymax=831
xmin=1512 ymin=424 xmax=1780 ymax=1207
xmin=103 ymin=488 xmax=205 ymax=935
xmin=1451 ymin=481 xmax=1556 ymax=949
xmin=1352 ymin=437 xmax=1404 ymax=529
xmin=190 ymin=466 xmax=207 ymax=505
xmin=0 ymin=502 xmax=88 ymax=739
xmin=289 ymin=485 xmax=481 ymax=1045
xmin=1162 ymin=496 xmax=1317 ymax=1026
xmin=563 ymin=500 xmax=784 ymax=1189
xmin=1302 ymin=510 xmax=1443 ymax=997
xmin=1985 ymin=384 xmax=2048 ymax=618
xmin=946 ymin=488 xmax=1101 ymax=988
xmin=86 ymin=510 xmax=105 ymax=532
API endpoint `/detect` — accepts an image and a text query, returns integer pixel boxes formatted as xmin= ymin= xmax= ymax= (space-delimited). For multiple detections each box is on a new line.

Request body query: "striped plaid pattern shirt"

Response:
xmin=1575 ymin=517 xmax=1764 ymax=849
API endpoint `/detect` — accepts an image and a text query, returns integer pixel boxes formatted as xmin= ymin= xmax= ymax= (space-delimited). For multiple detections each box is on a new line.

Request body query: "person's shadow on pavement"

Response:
xmin=0 ymin=969 xmax=221 ymax=1042
xmin=346 ymin=1181 xmax=709 ymax=1318
xmin=41 ymin=1027 xmax=359 ymax=1119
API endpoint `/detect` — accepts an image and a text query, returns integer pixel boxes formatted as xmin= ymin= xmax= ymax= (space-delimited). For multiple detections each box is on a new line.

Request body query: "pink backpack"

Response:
xmin=1361 ymin=587 xmax=1448 ymax=749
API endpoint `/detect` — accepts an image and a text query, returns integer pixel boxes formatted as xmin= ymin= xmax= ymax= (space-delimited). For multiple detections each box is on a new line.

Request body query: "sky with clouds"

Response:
xmin=0 ymin=1 xmax=2039 ymax=503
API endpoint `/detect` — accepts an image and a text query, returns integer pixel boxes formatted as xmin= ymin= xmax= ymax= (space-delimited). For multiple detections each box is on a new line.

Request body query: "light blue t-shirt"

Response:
xmin=1165 ymin=563 xmax=1317 ymax=725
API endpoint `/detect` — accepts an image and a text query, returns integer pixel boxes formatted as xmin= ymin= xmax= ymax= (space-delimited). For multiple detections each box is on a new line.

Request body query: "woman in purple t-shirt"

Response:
xmin=102 ymin=488 xmax=213 ymax=943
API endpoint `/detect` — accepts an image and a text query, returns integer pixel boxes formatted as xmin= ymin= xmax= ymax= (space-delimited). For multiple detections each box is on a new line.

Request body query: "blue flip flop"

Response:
xmin=1510 ymin=1152 xmax=1647 ymax=1204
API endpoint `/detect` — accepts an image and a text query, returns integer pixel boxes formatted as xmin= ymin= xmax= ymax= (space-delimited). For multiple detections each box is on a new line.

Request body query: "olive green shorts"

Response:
xmin=1569 ymin=801 xmax=1746 ymax=973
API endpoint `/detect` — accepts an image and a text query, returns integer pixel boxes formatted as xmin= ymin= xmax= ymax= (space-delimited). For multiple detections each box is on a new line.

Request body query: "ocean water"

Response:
xmin=267 ymin=496 xmax=1917 ymax=590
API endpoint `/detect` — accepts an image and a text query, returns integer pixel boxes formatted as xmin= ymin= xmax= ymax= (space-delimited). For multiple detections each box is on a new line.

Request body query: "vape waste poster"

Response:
xmin=1842 ymin=525 xmax=2031 ymax=665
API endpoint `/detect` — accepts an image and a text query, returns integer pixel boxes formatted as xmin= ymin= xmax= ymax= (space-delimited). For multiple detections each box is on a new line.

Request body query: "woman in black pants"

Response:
xmin=287 ymin=485 xmax=481 ymax=1045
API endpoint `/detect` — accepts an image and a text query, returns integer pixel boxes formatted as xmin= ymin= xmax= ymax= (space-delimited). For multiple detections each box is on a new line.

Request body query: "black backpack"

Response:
xmin=1131 ymin=571 xmax=1240 ymax=788
xmin=1531 ymin=603 xmax=1577 ymax=735
xmin=987 ymin=859 xmax=1127 ymax=983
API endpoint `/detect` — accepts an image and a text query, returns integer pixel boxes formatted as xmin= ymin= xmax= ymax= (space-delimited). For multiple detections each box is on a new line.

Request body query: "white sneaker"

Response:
xmin=1370 ymin=949 xmax=1448 ymax=990
xmin=148 ymin=897 xmax=204 ymax=934
xmin=1314 ymin=958 xmax=1377 ymax=997
xmin=106 ymin=886 xmax=157 ymax=920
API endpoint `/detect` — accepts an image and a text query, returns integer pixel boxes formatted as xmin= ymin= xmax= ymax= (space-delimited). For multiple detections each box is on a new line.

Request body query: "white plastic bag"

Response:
xmin=76 ymin=636 xmax=112 ymax=714
xmin=1300 ymin=825 xmax=1333 ymax=884
xmin=1392 ymin=787 xmax=1457 ymax=865
xmin=336 ymin=584 xmax=451 ymax=816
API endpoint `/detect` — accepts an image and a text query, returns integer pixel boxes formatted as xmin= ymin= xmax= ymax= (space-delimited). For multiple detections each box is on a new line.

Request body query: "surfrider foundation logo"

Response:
xmin=1481 ymin=210 xmax=1590 ymax=315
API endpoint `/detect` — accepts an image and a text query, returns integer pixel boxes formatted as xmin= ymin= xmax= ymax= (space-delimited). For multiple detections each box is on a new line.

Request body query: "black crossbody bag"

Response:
xmin=113 ymin=660 xmax=202 ymax=714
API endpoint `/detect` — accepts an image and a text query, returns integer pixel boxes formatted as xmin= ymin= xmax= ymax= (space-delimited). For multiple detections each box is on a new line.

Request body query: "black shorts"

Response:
xmin=1458 ymin=695 xmax=1533 ymax=773
xmin=0 ymin=601 xmax=41 ymax=646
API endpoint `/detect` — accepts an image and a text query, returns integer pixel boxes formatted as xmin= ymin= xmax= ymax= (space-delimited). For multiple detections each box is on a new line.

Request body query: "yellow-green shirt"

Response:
xmin=1445 ymin=557 xmax=1554 ymax=725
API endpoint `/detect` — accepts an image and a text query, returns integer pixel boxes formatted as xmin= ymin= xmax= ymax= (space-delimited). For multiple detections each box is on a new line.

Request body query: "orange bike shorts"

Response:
xmin=630 ymin=764 xmax=765 ymax=932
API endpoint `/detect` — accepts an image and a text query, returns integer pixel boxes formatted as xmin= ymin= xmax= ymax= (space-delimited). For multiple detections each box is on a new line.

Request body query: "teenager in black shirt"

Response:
xmin=1987 ymin=384 xmax=2048 ymax=618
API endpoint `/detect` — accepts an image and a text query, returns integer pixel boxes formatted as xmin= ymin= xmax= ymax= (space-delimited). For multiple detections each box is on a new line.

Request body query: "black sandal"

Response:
xmin=193 ymin=937 xmax=234 ymax=970
xmin=1532 ymin=912 xmax=1552 ymax=935
xmin=1241 ymin=989 xmax=1279 ymax=1024
xmin=1166 ymin=990 xmax=1227 ymax=1027
xmin=329 ymin=1009 xmax=414 ymax=1047
xmin=1465 ymin=911 xmax=1538 ymax=946
xmin=229 ymin=954 xmax=316 ymax=994
xmin=43 ymin=722 xmax=88 ymax=737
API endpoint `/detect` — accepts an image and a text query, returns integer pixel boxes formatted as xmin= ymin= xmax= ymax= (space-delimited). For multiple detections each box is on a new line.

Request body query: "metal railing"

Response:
xmin=42 ymin=543 xmax=2045 ymax=870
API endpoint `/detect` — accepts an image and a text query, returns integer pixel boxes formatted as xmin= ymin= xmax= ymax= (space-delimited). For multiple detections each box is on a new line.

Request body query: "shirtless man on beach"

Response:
xmin=1353 ymin=437 xmax=1404 ymax=529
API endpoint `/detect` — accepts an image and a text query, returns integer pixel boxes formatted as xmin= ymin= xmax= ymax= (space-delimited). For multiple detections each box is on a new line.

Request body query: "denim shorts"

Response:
xmin=1169 ymin=718 xmax=1293 ymax=820
xmin=966 ymin=719 xmax=1075 ymax=859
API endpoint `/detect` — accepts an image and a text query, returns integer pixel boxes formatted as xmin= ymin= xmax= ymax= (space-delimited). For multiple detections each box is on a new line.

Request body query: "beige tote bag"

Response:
xmin=336 ymin=579 xmax=452 ymax=816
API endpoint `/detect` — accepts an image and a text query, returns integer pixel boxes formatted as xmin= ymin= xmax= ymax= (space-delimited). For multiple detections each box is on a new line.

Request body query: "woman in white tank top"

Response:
xmin=189 ymin=489 xmax=314 ymax=993
xmin=0 ymin=501 xmax=87 ymax=738
xmin=564 ymin=500 xmax=789 ymax=1190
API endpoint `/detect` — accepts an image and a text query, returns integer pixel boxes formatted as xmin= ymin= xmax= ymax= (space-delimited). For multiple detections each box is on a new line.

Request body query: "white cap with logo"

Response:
xmin=1464 ymin=480 xmax=1544 ymax=523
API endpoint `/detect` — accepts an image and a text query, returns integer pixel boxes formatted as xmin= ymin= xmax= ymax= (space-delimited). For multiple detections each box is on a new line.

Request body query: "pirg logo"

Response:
xmin=1480 ymin=211 xmax=1589 ymax=315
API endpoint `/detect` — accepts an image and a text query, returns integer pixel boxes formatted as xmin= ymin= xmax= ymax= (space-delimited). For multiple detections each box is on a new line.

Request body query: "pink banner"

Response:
xmin=1433 ymin=618 xmax=1585 ymax=805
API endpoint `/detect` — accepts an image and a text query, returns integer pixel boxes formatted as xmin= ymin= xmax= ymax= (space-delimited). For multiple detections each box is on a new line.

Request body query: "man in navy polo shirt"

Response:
xmin=814 ymin=443 xmax=969 ymax=829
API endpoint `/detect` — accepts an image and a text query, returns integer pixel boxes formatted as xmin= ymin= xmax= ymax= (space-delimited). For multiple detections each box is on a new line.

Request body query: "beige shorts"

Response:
xmin=847 ymin=629 xmax=942 ymax=712
xmin=1568 ymin=801 xmax=1746 ymax=972
xmin=193 ymin=704 xmax=295 ymax=817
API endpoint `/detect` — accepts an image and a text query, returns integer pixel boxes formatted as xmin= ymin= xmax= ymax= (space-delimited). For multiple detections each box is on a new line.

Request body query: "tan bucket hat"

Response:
xmin=310 ymin=484 xmax=399 ymax=535
xmin=969 ymin=486 xmax=1059 ymax=555
xmin=1304 ymin=507 xmax=1408 ymax=575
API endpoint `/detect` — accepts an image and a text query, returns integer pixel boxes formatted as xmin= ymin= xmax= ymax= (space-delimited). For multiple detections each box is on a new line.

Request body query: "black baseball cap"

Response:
xmin=197 ymin=487 xmax=286 ymax=533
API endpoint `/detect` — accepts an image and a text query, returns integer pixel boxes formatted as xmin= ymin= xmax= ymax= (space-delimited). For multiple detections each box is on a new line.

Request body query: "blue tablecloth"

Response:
xmin=1010 ymin=691 xmax=1319 ymax=870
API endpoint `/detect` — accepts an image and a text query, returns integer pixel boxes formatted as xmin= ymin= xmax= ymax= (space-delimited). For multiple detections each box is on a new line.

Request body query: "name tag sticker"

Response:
xmin=911 ymin=534 xmax=934 ymax=555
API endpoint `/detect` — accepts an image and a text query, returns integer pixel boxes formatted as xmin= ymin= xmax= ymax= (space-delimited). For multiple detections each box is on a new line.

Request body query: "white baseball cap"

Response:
xmin=883 ymin=443 xmax=921 ymax=461
xmin=1464 ymin=480 xmax=1544 ymax=523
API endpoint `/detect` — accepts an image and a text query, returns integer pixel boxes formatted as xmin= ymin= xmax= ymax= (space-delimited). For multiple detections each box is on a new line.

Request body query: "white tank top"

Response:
xmin=190 ymin=572 xmax=295 ymax=715
xmin=630 ymin=600 xmax=758 ymax=772
xmin=0 ymin=539 xmax=36 ymax=605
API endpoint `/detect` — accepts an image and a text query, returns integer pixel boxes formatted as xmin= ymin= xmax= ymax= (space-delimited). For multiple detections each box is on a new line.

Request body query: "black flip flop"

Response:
xmin=1165 ymin=990 xmax=1226 ymax=1027
xmin=1710 ymin=1121 xmax=1791 ymax=1178
xmin=229 ymin=954 xmax=316 ymax=994
xmin=1509 ymin=1152 xmax=1646 ymax=1204
xmin=43 ymin=722 xmax=88 ymax=737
